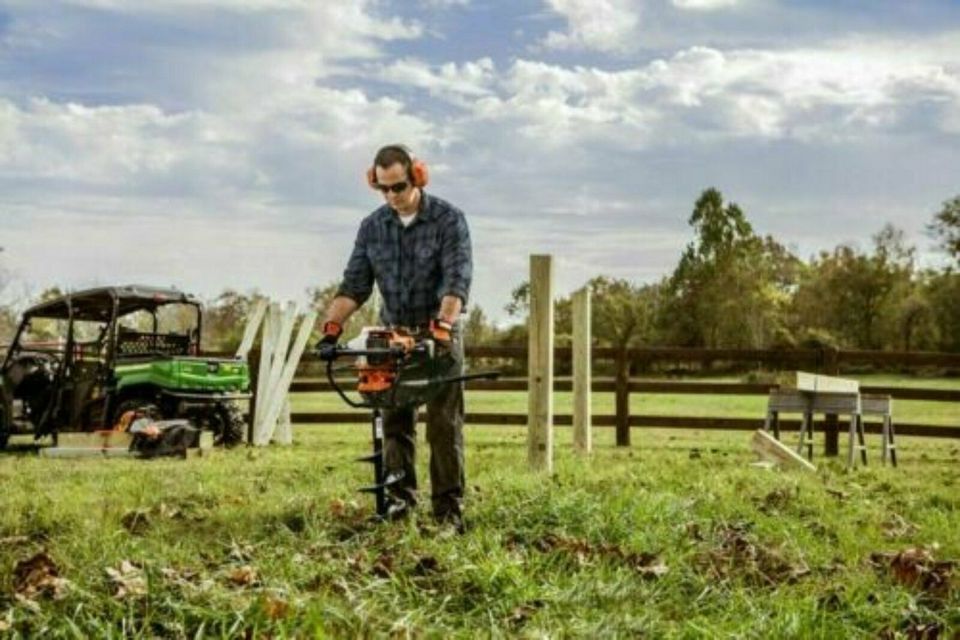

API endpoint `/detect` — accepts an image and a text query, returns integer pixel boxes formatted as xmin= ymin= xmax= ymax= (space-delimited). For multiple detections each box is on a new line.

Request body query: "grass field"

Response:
xmin=0 ymin=379 xmax=957 ymax=637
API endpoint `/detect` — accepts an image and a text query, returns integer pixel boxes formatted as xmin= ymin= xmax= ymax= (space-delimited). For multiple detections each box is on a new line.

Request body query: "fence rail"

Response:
xmin=287 ymin=346 xmax=960 ymax=445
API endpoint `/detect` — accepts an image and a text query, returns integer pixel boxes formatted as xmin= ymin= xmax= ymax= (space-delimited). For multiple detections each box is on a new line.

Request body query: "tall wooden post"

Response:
xmin=615 ymin=349 xmax=630 ymax=447
xmin=572 ymin=287 xmax=592 ymax=454
xmin=824 ymin=348 xmax=840 ymax=457
xmin=527 ymin=255 xmax=554 ymax=472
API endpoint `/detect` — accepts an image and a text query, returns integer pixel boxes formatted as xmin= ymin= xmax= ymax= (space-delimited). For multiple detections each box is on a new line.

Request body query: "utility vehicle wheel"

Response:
xmin=213 ymin=403 xmax=245 ymax=448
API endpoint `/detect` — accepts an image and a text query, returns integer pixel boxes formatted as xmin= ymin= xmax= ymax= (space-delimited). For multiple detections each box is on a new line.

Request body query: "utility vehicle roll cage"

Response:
xmin=2 ymin=285 xmax=203 ymax=372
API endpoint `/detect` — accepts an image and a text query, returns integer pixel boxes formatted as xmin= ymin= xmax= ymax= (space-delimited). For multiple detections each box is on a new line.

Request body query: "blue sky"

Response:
xmin=1 ymin=0 xmax=958 ymax=322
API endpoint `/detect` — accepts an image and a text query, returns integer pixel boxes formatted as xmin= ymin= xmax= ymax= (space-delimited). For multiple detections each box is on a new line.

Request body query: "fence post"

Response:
xmin=527 ymin=255 xmax=554 ymax=472
xmin=824 ymin=347 xmax=840 ymax=457
xmin=615 ymin=348 xmax=630 ymax=447
xmin=572 ymin=287 xmax=591 ymax=454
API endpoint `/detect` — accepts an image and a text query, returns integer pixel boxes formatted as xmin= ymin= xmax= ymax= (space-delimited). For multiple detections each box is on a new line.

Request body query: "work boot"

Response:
xmin=384 ymin=498 xmax=412 ymax=522
xmin=433 ymin=505 xmax=465 ymax=535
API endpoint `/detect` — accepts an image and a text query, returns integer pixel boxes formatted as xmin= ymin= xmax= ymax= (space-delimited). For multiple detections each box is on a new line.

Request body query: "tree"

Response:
xmin=792 ymin=224 xmax=914 ymax=350
xmin=588 ymin=276 xmax=661 ymax=349
xmin=307 ymin=281 xmax=381 ymax=343
xmin=929 ymin=195 xmax=960 ymax=266
xmin=661 ymin=188 xmax=800 ymax=348
xmin=923 ymin=269 xmax=960 ymax=351
xmin=199 ymin=289 xmax=268 ymax=353
xmin=462 ymin=306 xmax=496 ymax=345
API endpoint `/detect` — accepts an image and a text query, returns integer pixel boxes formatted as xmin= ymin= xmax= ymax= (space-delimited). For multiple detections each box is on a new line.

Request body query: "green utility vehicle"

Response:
xmin=0 ymin=285 xmax=250 ymax=448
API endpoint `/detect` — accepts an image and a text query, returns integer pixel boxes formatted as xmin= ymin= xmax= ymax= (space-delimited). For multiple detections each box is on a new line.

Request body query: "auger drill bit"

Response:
xmin=357 ymin=408 xmax=404 ymax=518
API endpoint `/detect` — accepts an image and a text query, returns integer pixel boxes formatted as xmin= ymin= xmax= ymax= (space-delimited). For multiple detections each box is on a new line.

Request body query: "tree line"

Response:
xmin=2 ymin=189 xmax=958 ymax=354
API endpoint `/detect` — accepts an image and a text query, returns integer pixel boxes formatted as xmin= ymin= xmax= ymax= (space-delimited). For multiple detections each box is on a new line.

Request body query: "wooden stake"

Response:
xmin=751 ymin=429 xmax=816 ymax=472
xmin=253 ymin=304 xmax=277 ymax=441
xmin=258 ymin=311 xmax=318 ymax=445
xmin=527 ymin=255 xmax=554 ymax=472
xmin=235 ymin=298 xmax=268 ymax=360
xmin=572 ymin=286 xmax=591 ymax=454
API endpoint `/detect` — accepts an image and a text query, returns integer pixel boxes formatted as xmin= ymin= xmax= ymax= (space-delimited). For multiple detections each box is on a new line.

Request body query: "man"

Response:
xmin=318 ymin=144 xmax=473 ymax=531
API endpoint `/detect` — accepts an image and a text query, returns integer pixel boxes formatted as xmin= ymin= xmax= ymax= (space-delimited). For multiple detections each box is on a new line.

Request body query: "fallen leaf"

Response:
xmin=903 ymin=622 xmax=942 ymax=639
xmin=120 ymin=509 xmax=151 ymax=535
xmin=105 ymin=560 xmax=147 ymax=600
xmin=263 ymin=596 xmax=289 ymax=620
xmin=825 ymin=488 xmax=850 ymax=502
xmin=869 ymin=547 xmax=956 ymax=600
xmin=328 ymin=499 xmax=346 ymax=517
xmin=629 ymin=552 xmax=669 ymax=579
xmin=228 ymin=542 xmax=255 ymax=563
xmin=759 ymin=487 xmax=795 ymax=513
xmin=228 ymin=565 xmax=259 ymax=588
xmin=13 ymin=552 xmax=70 ymax=601
xmin=412 ymin=555 xmax=440 ymax=576
xmin=506 ymin=600 xmax=545 ymax=628
xmin=371 ymin=553 xmax=394 ymax=578
xmin=882 ymin=514 xmax=920 ymax=540
xmin=683 ymin=522 xmax=704 ymax=542
xmin=160 ymin=566 xmax=200 ymax=588
xmin=695 ymin=522 xmax=810 ymax=587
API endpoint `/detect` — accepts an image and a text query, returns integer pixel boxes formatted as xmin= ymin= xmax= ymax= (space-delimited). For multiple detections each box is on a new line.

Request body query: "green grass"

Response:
xmin=0 ymin=381 xmax=958 ymax=637
xmin=0 ymin=433 xmax=957 ymax=637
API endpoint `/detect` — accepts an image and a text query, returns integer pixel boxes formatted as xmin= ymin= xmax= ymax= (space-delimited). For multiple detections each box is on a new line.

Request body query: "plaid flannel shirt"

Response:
xmin=336 ymin=192 xmax=473 ymax=327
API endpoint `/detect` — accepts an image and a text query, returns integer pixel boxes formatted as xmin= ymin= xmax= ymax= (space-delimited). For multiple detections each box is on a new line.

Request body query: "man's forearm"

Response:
xmin=437 ymin=295 xmax=462 ymax=324
xmin=324 ymin=296 xmax=359 ymax=326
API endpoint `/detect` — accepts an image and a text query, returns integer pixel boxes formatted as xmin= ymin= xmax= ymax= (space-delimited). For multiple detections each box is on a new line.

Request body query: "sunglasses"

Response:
xmin=376 ymin=181 xmax=409 ymax=194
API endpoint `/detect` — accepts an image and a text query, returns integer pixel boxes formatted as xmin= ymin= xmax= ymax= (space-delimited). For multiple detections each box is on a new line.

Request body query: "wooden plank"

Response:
xmin=527 ymin=255 xmax=554 ymax=473
xmin=235 ymin=298 xmax=268 ymax=360
xmin=790 ymin=371 xmax=859 ymax=394
xmin=258 ymin=310 xmax=317 ymax=445
xmin=55 ymin=431 xmax=134 ymax=448
xmin=861 ymin=394 xmax=892 ymax=416
xmin=256 ymin=302 xmax=297 ymax=444
xmin=287 ymin=412 xmax=960 ymax=438
xmin=253 ymin=304 xmax=278 ymax=441
xmin=751 ymin=429 xmax=817 ymax=471
xmin=861 ymin=386 xmax=960 ymax=402
xmin=40 ymin=447 xmax=138 ymax=459
xmin=571 ymin=287 xmax=591 ymax=455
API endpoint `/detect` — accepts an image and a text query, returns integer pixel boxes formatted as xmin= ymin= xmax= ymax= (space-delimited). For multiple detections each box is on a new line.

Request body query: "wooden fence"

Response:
xmin=285 ymin=346 xmax=960 ymax=448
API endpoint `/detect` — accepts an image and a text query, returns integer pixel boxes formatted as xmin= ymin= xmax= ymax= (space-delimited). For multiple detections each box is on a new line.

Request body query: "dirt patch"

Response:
xmin=695 ymin=521 xmax=810 ymax=587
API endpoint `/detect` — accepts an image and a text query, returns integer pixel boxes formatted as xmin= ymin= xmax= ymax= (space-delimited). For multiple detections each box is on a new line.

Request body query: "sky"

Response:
xmin=0 ymin=0 xmax=958 ymax=323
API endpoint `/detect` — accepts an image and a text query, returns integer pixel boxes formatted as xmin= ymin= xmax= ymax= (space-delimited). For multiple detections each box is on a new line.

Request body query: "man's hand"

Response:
xmin=429 ymin=317 xmax=453 ymax=352
xmin=315 ymin=320 xmax=343 ymax=361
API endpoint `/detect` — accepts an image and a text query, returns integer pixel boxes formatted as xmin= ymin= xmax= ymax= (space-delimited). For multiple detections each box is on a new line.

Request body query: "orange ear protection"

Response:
xmin=366 ymin=144 xmax=430 ymax=190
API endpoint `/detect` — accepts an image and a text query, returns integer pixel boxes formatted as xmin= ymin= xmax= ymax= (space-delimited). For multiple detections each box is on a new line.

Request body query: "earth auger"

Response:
xmin=317 ymin=328 xmax=498 ymax=518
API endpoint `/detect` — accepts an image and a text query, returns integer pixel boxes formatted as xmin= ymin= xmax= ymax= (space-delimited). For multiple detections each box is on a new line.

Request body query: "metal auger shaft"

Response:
xmin=357 ymin=408 xmax=405 ymax=518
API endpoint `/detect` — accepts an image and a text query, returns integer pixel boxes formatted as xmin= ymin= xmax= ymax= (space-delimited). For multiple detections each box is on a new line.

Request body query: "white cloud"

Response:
xmin=541 ymin=0 xmax=640 ymax=53
xmin=443 ymin=35 xmax=960 ymax=146
xmin=671 ymin=0 xmax=740 ymax=10
xmin=371 ymin=58 xmax=497 ymax=103
xmin=418 ymin=0 xmax=470 ymax=7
